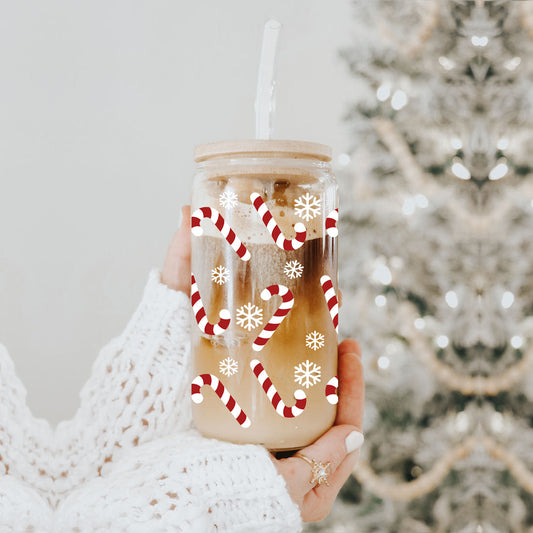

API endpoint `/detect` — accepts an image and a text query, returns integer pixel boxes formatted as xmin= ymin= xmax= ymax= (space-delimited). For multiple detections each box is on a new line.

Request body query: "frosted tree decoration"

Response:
xmin=306 ymin=1 xmax=533 ymax=532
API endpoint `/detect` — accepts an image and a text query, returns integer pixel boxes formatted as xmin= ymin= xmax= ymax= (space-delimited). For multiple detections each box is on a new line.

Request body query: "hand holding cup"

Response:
xmin=162 ymin=207 xmax=364 ymax=522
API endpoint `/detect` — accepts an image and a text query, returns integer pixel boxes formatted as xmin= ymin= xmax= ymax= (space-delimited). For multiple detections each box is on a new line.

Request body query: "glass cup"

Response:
xmin=190 ymin=140 xmax=338 ymax=451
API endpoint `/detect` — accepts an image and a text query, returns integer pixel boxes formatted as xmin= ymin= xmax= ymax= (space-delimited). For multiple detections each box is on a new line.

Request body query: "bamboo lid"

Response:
xmin=194 ymin=139 xmax=332 ymax=162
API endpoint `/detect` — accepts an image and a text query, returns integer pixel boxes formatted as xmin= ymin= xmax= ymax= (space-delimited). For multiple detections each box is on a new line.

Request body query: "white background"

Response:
xmin=0 ymin=0 xmax=357 ymax=425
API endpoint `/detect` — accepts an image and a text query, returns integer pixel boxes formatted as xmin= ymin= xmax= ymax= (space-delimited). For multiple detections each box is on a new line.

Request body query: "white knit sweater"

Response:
xmin=0 ymin=269 xmax=303 ymax=532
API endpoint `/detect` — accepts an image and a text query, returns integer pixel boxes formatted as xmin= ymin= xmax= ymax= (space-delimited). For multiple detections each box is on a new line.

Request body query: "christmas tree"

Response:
xmin=307 ymin=1 xmax=533 ymax=531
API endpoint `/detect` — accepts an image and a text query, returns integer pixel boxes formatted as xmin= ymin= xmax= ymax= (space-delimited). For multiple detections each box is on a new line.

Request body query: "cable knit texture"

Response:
xmin=0 ymin=269 xmax=302 ymax=532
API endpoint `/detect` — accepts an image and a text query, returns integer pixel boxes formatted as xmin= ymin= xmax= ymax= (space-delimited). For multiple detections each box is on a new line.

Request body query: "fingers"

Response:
xmin=279 ymin=339 xmax=364 ymax=501
xmin=339 ymin=338 xmax=361 ymax=357
xmin=272 ymin=338 xmax=364 ymax=521
xmin=161 ymin=205 xmax=192 ymax=293
xmin=298 ymin=340 xmax=364 ymax=521
xmin=302 ymin=449 xmax=360 ymax=522
xmin=335 ymin=339 xmax=364 ymax=429
xmin=277 ymin=424 xmax=363 ymax=500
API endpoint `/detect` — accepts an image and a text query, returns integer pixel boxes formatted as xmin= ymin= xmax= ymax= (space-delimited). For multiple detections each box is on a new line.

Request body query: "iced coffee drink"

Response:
xmin=190 ymin=140 xmax=338 ymax=451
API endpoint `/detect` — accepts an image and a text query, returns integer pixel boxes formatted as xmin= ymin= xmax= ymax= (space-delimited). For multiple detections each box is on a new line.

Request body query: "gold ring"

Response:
xmin=294 ymin=453 xmax=331 ymax=487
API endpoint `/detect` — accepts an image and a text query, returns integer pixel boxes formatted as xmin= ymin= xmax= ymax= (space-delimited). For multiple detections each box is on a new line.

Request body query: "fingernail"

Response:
xmin=345 ymin=431 xmax=364 ymax=453
xmin=177 ymin=208 xmax=184 ymax=227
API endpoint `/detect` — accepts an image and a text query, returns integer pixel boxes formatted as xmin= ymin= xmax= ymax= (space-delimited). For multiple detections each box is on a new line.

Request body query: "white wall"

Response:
xmin=0 ymin=0 xmax=357 ymax=425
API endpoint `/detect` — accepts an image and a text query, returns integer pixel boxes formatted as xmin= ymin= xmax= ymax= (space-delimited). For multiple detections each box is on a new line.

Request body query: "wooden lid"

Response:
xmin=194 ymin=140 xmax=332 ymax=162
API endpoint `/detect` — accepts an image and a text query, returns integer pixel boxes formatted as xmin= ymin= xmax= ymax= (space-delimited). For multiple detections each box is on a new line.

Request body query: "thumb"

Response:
xmin=161 ymin=205 xmax=191 ymax=293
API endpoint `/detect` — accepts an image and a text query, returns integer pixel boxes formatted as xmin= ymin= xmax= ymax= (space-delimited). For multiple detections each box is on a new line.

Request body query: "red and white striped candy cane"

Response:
xmin=250 ymin=193 xmax=307 ymax=251
xmin=320 ymin=275 xmax=339 ymax=334
xmin=191 ymin=373 xmax=251 ymax=428
xmin=325 ymin=208 xmax=339 ymax=238
xmin=325 ymin=376 xmax=339 ymax=405
xmin=191 ymin=273 xmax=231 ymax=335
xmin=191 ymin=206 xmax=251 ymax=261
xmin=252 ymin=285 xmax=294 ymax=352
xmin=250 ymin=360 xmax=306 ymax=418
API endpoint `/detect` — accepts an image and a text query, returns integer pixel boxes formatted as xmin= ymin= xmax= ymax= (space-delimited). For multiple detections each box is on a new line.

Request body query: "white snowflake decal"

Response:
xmin=219 ymin=191 xmax=238 ymax=210
xmin=284 ymin=260 xmax=304 ymax=279
xmin=236 ymin=303 xmax=263 ymax=331
xmin=211 ymin=265 xmax=229 ymax=285
xmin=294 ymin=193 xmax=321 ymax=221
xmin=219 ymin=357 xmax=239 ymax=377
xmin=294 ymin=360 xmax=322 ymax=388
xmin=306 ymin=330 xmax=325 ymax=351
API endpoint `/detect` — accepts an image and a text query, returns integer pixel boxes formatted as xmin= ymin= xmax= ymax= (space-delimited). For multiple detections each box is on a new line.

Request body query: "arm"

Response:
xmin=54 ymin=203 xmax=365 ymax=527
xmin=55 ymin=431 xmax=302 ymax=532
xmin=0 ymin=203 xmax=364 ymax=529
xmin=0 ymin=262 xmax=193 ymax=504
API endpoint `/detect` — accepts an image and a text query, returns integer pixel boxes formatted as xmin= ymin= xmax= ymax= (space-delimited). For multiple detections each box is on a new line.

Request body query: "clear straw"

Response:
xmin=255 ymin=19 xmax=282 ymax=140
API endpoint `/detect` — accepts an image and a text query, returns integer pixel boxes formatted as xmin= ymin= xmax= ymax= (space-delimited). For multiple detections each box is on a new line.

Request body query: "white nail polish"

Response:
xmin=345 ymin=431 xmax=364 ymax=454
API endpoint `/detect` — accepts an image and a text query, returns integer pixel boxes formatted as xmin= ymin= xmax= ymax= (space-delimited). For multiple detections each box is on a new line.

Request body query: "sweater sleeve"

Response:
xmin=51 ymin=268 xmax=195 ymax=500
xmin=55 ymin=430 xmax=303 ymax=533
xmin=0 ymin=268 xmax=195 ymax=504
xmin=0 ymin=269 xmax=304 ymax=531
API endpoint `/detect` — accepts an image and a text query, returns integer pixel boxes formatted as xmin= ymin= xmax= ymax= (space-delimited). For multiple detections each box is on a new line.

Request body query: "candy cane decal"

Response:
xmin=252 ymin=285 xmax=294 ymax=352
xmin=191 ymin=206 xmax=251 ymax=261
xmin=191 ymin=374 xmax=251 ymax=428
xmin=320 ymin=275 xmax=339 ymax=334
xmin=250 ymin=193 xmax=307 ymax=250
xmin=250 ymin=360 xmax=307 ymax=418
xmin=325 ymin=209 xmax=339 ymax=238
xmin=191 ymin=274 xmax=231 ymax=335
xmin=325 ymin=376 xmax=339 ymax=405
